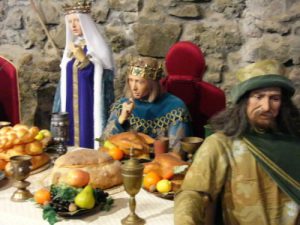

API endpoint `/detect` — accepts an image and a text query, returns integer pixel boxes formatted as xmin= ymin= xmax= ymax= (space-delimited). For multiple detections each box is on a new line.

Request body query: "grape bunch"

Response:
xmin=49 ymin=197 xmax=71 ymax=212
xmin=49 ymin=184 xmax=80 ymax=212
xmin=94 ymin=188 xmax=109 ymax=204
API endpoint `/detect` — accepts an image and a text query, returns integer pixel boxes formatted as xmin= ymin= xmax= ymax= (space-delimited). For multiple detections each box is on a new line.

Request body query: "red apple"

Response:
xmin=65 ymin=169 xmax=90 ymax=187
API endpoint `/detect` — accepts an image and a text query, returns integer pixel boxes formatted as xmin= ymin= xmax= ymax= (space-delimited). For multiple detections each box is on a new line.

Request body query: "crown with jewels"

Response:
xmin=127 ymin=57 xmax=164 ymax=80
xmin=63 ymin=0 xmax=92 ymax=15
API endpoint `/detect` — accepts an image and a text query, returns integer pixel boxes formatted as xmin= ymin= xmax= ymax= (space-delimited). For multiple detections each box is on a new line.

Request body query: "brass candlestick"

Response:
xmin=121 ymin=148 xmax=145 ymax=225
xmin=10 ymin=155 xmax=33 ymax=202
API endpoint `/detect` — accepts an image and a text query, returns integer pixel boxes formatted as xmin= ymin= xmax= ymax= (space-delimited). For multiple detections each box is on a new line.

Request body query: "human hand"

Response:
xmin=69 ymin=42 xmax=86 ymax=62
xmin=118 ymin=98 xmax=135 ymax=124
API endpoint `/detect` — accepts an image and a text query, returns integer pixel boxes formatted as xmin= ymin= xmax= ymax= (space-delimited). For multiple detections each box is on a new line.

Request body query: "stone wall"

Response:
xmin=0 ymin=0 xmax=299 ymax=128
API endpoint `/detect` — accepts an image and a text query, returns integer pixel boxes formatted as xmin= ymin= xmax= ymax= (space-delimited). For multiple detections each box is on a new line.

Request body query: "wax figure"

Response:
xmin=52 ymin=0 xmax=114 ymax=149
xmin=174 ymin=59 xmax=300 ymax=225
xmin=102 ymin=56 xmax=192 ymax=153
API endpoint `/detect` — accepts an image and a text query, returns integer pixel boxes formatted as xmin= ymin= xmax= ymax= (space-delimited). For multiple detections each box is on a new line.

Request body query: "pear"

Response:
xmin=74 ymin=185 xmax=95 ymax=209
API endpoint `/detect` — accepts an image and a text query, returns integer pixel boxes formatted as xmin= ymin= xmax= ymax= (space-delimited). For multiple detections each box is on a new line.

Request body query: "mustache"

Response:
xmin=254 ymin=108 xmax=272 ymax=117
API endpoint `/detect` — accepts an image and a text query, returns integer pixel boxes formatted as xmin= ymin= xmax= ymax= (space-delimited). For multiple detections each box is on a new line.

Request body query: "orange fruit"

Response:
xmin=108 ymin=147 xmax=124 ymax=160
xmin=34 ymin=188 xmax=51 ymax=205
xmin=143 ymin=171 xmax=161 ymax=190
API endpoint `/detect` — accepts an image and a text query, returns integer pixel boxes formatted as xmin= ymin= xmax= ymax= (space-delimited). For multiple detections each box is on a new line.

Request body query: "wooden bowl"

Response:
xmin=180 ymin=137 xmax=203 ymax=154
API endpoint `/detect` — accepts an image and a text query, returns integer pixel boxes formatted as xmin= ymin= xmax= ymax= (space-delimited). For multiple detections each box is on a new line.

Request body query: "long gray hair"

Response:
xmin=210 ymin=93 xmax=300 ymax=138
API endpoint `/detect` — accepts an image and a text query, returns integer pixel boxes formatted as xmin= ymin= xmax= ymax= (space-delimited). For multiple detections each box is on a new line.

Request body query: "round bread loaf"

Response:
xmin=50 ymin=149 xmax=123 ymax=190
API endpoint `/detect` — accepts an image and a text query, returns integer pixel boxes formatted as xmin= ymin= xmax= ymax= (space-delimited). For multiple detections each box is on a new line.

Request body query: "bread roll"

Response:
xmin=50 ymin=149 xmax=122 ymax=189
xmin=31 ymin=153 xmax=50 ymax=170
xmin=25 ymin=141 xmax=43 ymax=155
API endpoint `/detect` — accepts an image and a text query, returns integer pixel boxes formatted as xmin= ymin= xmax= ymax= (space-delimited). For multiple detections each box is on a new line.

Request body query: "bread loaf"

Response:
xmin=0 ymin=124 xmax=51 ymax=174
xmin=50 ymin=149 xmax=123 ymax=189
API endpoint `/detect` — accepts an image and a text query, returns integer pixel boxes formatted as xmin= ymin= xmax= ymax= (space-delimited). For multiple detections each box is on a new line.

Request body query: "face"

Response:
xmin=128 ymin=75 xmax=150 ymax=99
xmin=246 ymin=87 xmax=282 ymax=129
xmin=67 ymin=14 xmax=83 ymax=37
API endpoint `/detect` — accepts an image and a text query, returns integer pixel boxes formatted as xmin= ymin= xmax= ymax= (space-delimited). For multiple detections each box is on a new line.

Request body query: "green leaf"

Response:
xmin=42 ymin=205 xmax=59 ymax=225
xmin=51 ymin=184 xmax=81 ymax=201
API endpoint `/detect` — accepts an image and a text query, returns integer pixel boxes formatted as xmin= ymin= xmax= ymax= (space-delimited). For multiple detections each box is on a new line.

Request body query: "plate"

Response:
xmin=152 ymin=191 xmax=174 ymax=200
xmin=57 ymin=203 xmax=101 ymax=218
xmin=30 ymin=160 xmax=52 ymax=175
xmin=143 ymin=188 xmax=174 ymax=200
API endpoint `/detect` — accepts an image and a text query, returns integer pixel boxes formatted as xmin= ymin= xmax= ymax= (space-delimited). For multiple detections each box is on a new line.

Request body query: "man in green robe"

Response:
xmin=174 ymin=59 xmax=300 ymax=225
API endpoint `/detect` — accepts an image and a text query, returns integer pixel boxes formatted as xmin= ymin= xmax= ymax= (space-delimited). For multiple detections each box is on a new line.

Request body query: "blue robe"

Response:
xmin=102 ymin=93 xmax=192 ymax=151
xmin=52 ymin=53 xmax=114 ymax=148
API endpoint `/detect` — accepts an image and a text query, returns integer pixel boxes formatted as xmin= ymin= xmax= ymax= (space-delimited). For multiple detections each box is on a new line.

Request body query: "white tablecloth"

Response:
xmin=0 ymin=165 xmax=174 ymax=225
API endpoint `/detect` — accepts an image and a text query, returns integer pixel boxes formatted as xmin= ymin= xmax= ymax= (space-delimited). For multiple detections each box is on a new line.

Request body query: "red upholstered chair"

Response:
xmin=0 ymin=56 xmax=20 ymax=125
xmin=161 ymin=41 xmax=226 ymax=138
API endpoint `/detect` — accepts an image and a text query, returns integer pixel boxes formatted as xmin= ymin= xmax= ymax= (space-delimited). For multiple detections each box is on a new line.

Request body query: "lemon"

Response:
xmin=156 ymin=179 xmax=172 ymax=194
xmin=40 ymin=129 xmax=51 ymax=137
xmin=34 ymin=131 xmax=44 ymax=141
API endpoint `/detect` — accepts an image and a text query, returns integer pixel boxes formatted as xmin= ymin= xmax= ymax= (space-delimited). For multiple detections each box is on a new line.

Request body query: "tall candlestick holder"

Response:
xmin=121 ymin=148 xmax=145 ymax=225
xmin=50 ymin=112 xmax=69 ymax=156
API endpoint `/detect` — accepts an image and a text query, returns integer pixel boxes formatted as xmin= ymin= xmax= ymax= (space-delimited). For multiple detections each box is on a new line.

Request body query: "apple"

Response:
xmin=65 ymin=169 xmax=90 ymax=188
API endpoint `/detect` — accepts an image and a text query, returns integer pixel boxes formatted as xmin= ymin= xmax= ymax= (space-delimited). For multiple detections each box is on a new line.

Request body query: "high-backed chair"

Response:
xmin=161 ymin=41 xmax=226 ymax=138
xmin=0 ymin=56 xmax=20 ymax=125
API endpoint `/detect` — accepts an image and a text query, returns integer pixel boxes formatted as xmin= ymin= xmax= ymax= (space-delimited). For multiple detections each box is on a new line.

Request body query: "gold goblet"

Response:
xmin=180 ymin=137 xmax=203 ymax=162
xmin=10 ymin=155 xmax=33 ymax=202
xmin=121 ymin=149 xmax=145 ymax=225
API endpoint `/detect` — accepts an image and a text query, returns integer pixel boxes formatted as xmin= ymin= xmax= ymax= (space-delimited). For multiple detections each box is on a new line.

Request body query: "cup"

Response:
xmin=9 ymin=155 xmax=33 ymax=201
xmin=154 ymin=137 xmax=169 ymax=156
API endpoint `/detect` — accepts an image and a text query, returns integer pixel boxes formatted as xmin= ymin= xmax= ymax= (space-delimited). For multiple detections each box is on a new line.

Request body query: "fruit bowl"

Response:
xmin=38 ymin=184 xmax=113 ymax=224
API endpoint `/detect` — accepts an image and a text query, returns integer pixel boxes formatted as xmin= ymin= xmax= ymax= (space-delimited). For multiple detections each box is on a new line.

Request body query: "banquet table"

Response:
xmin=0 ymin=163 xmax=174 ymax=225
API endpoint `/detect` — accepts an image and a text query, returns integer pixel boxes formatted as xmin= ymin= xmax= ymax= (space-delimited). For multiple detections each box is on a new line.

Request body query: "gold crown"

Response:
xmin=63 ymin=0 xmax=91 ymax=15
xmin=127 ymin=57 xmax=164 ymax=80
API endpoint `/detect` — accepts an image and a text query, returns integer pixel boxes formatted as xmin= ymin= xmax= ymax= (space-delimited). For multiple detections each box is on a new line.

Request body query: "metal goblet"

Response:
xmin=121 ymin=149 xmax=145 ymax=225
xmin=50 ymin=112 xmax=69 ymax=156
xmin=10 ymin=155 xmax=33 ymax=202
xmin=180 ymin=137 xmax=203 ymax=162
